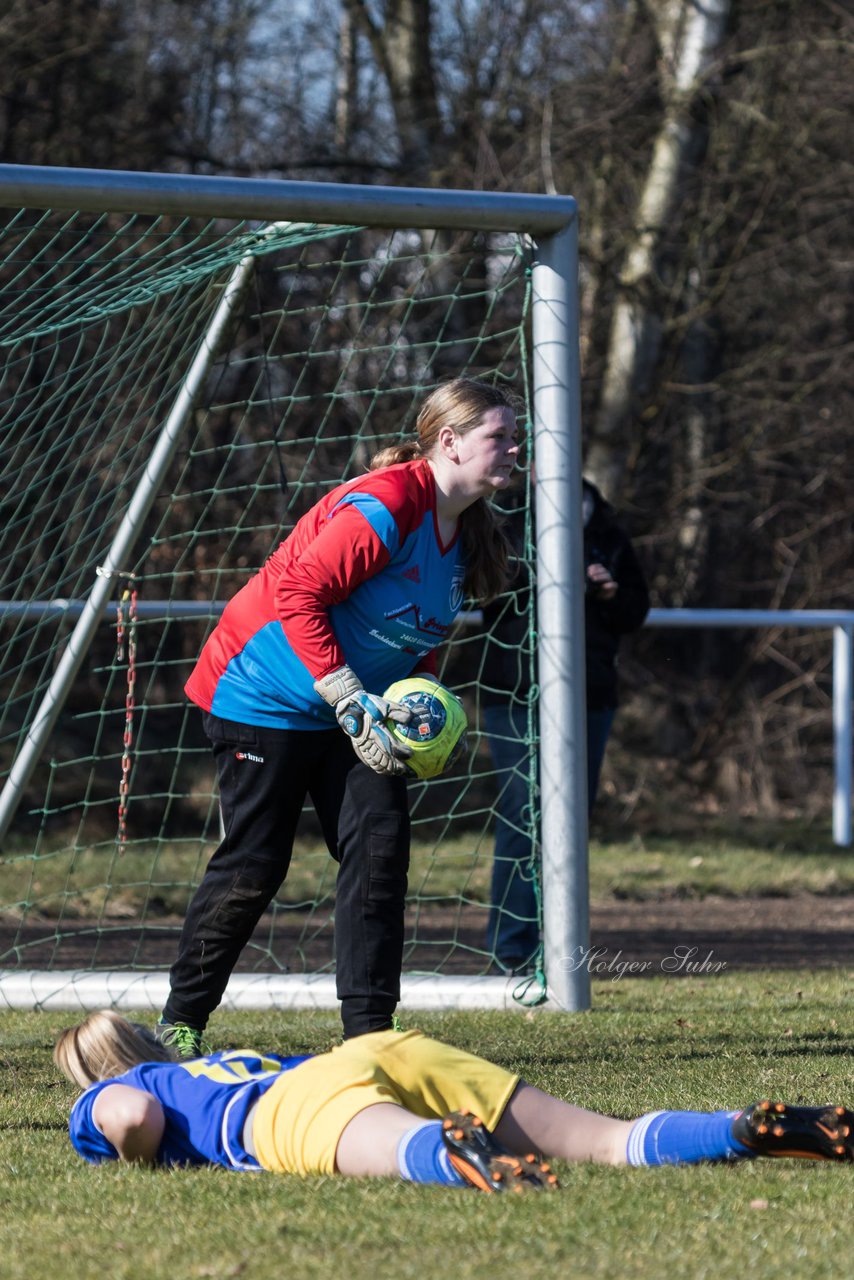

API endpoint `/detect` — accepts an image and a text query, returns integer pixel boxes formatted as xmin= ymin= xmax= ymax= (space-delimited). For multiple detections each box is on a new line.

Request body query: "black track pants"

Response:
xmin=163 ymin=713 xmax=410 ymax=1038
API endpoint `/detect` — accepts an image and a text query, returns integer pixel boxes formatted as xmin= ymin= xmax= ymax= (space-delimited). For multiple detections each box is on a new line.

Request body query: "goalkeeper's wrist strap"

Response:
xmin=314 ymin=665 xmax=361 ymax=707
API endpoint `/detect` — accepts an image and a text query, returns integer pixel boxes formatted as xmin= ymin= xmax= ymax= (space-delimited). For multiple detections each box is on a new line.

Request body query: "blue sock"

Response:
xmin=626 ymin=1110 xmax=754 ymax=1166
xmin=397 ymin=1121 xmax=466 ymax=1186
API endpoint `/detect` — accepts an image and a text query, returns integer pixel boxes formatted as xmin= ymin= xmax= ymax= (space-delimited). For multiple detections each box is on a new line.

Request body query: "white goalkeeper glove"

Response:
xmin=314 ymin=665 xmax=413 ymax=777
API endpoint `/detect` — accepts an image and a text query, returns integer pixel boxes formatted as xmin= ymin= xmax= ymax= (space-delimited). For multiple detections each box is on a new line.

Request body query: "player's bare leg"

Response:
xmin=335 ymin=1102 xmax=419 ymax=1176
xmin=335 ymin=1087 xmax=633 ymax=1176
xmin=495 ymin=1082 xmax=633 ymax=1165
xmin=335 ymin=1100 xmax=559 ymax=1190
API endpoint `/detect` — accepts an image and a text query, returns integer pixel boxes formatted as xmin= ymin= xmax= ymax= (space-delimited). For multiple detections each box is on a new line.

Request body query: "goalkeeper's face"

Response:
xmin=455 ymin=406 xmax=520 ymax=495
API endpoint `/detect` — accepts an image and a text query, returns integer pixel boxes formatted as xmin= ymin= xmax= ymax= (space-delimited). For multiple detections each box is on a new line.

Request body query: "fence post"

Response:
xmin=833 ymin=624 xmax=853 ymax=847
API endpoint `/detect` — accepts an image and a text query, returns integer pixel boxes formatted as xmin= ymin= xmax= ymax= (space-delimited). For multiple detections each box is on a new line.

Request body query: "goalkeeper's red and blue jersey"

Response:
xmin=68 ymin=1049 xmax=311 ymax=1170
xmin=185 ymin=459 xmax=466 ymax=729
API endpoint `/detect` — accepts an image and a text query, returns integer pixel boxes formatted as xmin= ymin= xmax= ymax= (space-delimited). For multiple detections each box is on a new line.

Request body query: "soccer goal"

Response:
xmin=0 ymin=165 xmax=588 ymax=1015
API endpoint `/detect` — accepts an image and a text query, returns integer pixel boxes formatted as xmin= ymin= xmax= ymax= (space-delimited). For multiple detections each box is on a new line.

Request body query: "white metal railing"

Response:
xmin=645 ymin=609 xmax=853 ymax=847
xmin=2 ymin=602 xmax=852 ymax=845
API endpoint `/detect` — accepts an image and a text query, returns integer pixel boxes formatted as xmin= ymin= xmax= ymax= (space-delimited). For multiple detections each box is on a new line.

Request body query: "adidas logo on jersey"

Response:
xmin=403 ymin=565 xmax=421 ymax=583
xmin=235 ymin=751 xmax=265 ymax=764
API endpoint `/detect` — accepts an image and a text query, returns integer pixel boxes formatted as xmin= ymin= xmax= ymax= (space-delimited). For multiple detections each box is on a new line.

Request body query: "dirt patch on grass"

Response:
xmin=587 ymin=893 xmax=854 ymax=974
xmin=2 ymin=893 xmax=852 ymax=977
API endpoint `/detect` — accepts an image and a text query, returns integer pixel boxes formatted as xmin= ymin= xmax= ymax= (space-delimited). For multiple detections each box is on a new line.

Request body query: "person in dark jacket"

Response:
xmin=480 ymin=479 xmax=649 ymax=973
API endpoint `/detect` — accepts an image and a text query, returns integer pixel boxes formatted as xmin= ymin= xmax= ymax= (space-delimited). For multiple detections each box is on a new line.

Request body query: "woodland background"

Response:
xmin=1 ymin=0 xmax=851 ymax=827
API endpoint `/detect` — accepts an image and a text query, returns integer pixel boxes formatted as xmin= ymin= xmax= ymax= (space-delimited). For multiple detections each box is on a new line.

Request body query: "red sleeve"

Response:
xmin=273 ymin=465 xmax=430 ymax=680
xmin=273 ymin=504 xmax=391 ymax=678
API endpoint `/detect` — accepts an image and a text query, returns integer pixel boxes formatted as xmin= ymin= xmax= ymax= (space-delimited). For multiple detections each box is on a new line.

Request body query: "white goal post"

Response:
xmin=0 ymin=164 xmax=589 ymax=1014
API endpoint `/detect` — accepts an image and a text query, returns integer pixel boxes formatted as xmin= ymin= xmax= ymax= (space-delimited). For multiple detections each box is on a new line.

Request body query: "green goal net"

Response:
xmin=0 ymin=193 xmax=544 ymax=1009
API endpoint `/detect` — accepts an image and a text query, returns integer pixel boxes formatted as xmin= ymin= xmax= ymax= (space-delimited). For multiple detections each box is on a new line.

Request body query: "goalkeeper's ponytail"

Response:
xmin=369 ymin=439 xmax=421 ymax=468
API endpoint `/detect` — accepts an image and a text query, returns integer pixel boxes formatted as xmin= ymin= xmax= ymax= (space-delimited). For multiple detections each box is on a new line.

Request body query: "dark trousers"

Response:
xmin=163 ymin=713 xmax=410 ymax=1039
xmin=485 ymin=701 xmax=616 ymax=969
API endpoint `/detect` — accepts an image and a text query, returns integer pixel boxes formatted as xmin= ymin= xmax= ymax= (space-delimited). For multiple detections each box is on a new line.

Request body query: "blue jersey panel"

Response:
xmin=329 ymin=512 xmax=465 ymax=691
xmin=207 ymin=511 xmax=465 ymax=729
xmin=209 ymin=622 xmax=333 ymax=729
xmin=332 ymin=491 xmax=401 ymax=555
xmin=69 ymin=1051 xmax=311 ymax=1170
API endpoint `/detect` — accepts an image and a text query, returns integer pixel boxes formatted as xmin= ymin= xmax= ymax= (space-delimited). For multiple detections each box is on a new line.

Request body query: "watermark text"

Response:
xmin=562 ymin=944 xmax=727 ymax=980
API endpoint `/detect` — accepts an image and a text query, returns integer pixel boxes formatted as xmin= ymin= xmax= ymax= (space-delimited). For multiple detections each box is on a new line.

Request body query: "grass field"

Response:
xmin=3 ymin=817 xmax=853 ymax=922
xmin=2 ymin=968 xmax=852 ymax=1280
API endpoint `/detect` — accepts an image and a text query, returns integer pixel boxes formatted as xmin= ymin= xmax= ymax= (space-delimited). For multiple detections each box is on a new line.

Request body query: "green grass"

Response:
xmin=3 ymin=818 xmax=854 ymax=921
xmin=588 ymin=819 xmax=854 ymax=899
xmin=2 ymin=972 xmax=853 ymax=1280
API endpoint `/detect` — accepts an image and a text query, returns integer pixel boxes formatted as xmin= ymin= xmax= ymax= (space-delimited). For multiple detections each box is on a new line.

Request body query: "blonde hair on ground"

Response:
xmin=370 ymin=378 xmax=519 ymax=603
xmin=54 ymin=1009 xmax=174 ymax=1090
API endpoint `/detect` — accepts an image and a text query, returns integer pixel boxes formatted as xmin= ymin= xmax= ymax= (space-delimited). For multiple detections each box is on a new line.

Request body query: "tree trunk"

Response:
xmin=586 ymin=0 xmax=731 ymax=499
xmin=345 ymin=0 xmax=441 ymax=179
xmin=334 ymin=2 xmax=358 ymax=153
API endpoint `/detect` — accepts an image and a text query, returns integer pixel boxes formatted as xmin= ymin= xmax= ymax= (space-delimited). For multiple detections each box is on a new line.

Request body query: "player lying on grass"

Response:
xmin=55 ymin=1011 xmax=854 ymax=1194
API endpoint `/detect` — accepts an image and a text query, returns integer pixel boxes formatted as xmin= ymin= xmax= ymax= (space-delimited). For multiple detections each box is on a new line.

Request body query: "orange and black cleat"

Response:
xmin=732 ymin=1100 xmax=854 ymax=1161
xmin=441 ymin=1109 xmax=560 ymax=1193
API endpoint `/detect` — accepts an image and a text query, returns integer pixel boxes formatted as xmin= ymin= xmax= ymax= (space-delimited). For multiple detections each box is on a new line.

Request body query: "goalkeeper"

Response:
xmin=157 ymin=379 xmax=520 ymax=1055
xmin=57 ymin=1011 xmax=854 ymax=1190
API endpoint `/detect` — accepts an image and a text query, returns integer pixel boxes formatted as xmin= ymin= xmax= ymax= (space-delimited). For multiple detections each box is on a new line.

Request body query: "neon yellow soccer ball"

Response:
xmin=383 ymin=676 xmax=469 ymax=779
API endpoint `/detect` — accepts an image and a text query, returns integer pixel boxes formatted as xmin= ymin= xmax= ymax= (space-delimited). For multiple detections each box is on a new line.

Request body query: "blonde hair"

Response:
xmin=54 ymin=1009 xmax=174 ymax=1090
xmin=371 ymin=378 xmax=519 ymax=603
